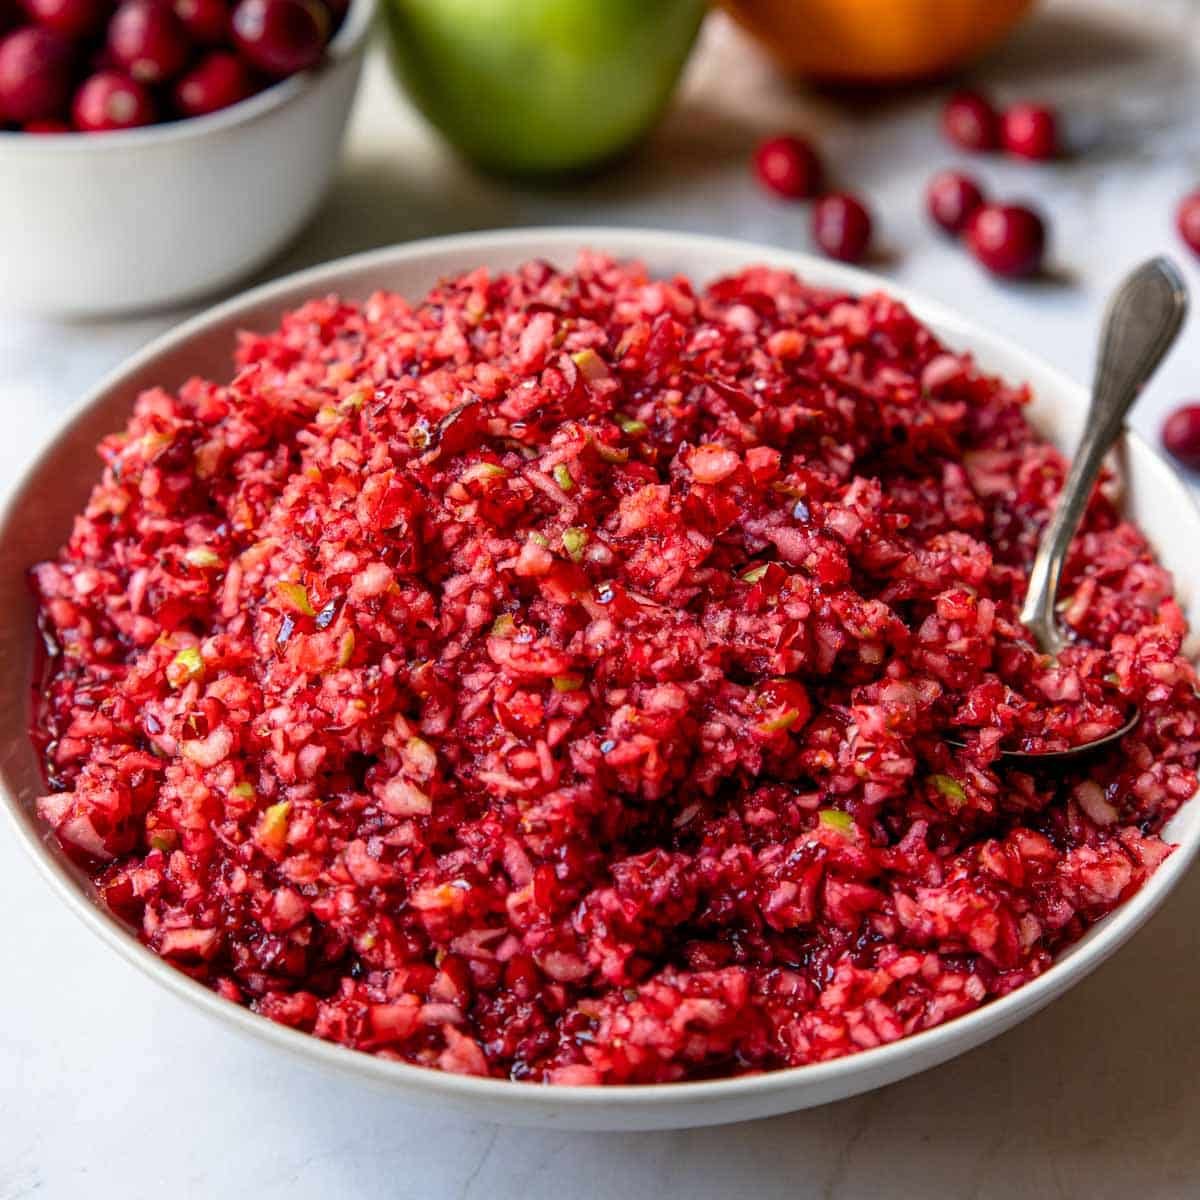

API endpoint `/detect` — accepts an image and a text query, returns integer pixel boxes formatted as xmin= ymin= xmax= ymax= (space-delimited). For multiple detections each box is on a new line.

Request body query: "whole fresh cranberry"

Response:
xmin=1176 ymin=190 xmax=1200 ymax=258
xmin=107 ymin=0 xmax=191 ymax=84
xmin=0 ymin=26 xmax=74 ymax=123
xmin=811 ymin=192 xmax=872 ymax=263
xmin=174 ymin=50 xmax=253 ymax=116
xmin=231 ymin=0 xmax=328 ymax=77
xmin=965 ymin=203 xmax=1045 ymax=277
xmin=1162 ymin=404 xmax=1200 ymax=471
xmin=752 ymin=135 xmax=822 ymax=200
xmin=173 ymin=0 xmax=226 ymax=43
xmin=72 ymin=68 xmax=155 ymax=130
xmin=926 ymin=170 xmax=985 ymax=235
xmin=21 ymin=0 xmax=106 ymax=36
xmin=942 ymin=89 xmax=999 ymax=152
xmin=1001 ymin=102 xmax=1058 ymax=160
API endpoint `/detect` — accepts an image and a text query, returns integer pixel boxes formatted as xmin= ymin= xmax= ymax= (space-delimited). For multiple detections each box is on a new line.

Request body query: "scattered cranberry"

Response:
xmin=1162 ymin=405 xmax=1200 ymax=471
xmin=173 ymin=0 xmax=228 ymax=44
xmin=0 ymin=25 xmax=74 ymax=122
xmin=965 ymin=203 xmax=1045 ymax=278
xmin=21 ymin=0 xmax=105 ymax=37
xmin=942 ymin=89 xmax=999 ymax=153
xmin=1001 ymin=102 xmax=1058 ymax=160
xmin=232 ymin=0 xmax=327 ymax=77
xmin=752 ymin=135 xmax=823 ymax=200
xmin=72 ymin=68 xmax=155 ymax=130
xmin=1176 ymin=190 xmax=1200 ymax=258
xmin=926 ymin=170 xmax=986 ymax=235
xmin=23 ymin=114 xmax=70 ymax=130
xmin=811 ymin=192 xmax=872 ymax=263
xmin=108 ymin=0 xmax=190 ymax=83
xmin=174 ymin=49 xmax=253 ymax=116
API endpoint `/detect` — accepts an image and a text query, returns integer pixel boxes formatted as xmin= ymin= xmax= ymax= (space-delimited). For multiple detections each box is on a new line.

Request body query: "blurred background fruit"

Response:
xmin=382 ymin=0 xmax=706 ymax=175
xmin=721 ymin=0 xmax=1035 ymax=84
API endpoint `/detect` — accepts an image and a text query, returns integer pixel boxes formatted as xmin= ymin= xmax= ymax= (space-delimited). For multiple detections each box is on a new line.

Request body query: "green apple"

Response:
xmin=382 ymin=0 xmax=707 ymax=176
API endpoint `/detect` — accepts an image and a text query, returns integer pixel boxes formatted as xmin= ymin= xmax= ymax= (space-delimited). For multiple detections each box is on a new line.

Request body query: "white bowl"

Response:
xmin=2 ymin=228 xmax=1198 ymax=1130
xmin=0 ymin=0 xmax=374 ymax=318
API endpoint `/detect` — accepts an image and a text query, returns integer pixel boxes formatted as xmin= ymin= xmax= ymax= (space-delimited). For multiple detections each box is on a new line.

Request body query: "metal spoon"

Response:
xmin=953 ymin=256 xmax=1188 ymax=766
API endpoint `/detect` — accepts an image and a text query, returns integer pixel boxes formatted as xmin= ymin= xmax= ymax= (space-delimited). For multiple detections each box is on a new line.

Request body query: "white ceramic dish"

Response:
xmin=0 ymin=0 xmax=374 ymax=318
xmin=2 ymin=227 xmax=1198 ymax=1131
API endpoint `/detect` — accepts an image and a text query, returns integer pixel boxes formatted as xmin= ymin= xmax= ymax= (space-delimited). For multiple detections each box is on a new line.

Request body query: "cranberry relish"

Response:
xmin=31 ymin=255 xmax=1200 ymax=1084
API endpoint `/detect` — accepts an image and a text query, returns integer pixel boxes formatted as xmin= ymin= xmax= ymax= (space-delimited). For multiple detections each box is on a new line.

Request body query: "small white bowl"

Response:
xmin=0 ymin=0 xmax=374 ymax=317
xmin=2 ymin=228 xmax=1198 ymax=1130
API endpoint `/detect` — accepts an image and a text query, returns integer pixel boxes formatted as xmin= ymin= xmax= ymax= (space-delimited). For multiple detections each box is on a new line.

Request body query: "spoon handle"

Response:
xmin=1019 ymin=257 xmax=1189 ymax=654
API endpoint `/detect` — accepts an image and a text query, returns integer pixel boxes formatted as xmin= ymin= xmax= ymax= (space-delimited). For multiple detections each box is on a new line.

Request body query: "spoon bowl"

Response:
xmin=960 ymin=256 xmax=1186 ymax=766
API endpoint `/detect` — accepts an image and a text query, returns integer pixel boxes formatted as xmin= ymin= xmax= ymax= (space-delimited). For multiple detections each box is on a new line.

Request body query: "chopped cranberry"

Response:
xmin=1162 ymin=404 xmax=1200 ymax=471
xmin=231 ymin=0 xmax=327 ymax=77
xmin=0 ymin=26 xmax=74 ymax=123
xmin=752 ymin=135 xmax=823 ymax=200
xmin=1176 ymin=190 xmax=1200 ymax=258
xmin=1001 ymin=102 xmax=1058 ymax=160
xmin=21 ymin=0 xmax=106 ymax=37
xmin=941 ymin=89 xmax=999 ymax=153
xmin=107 ymin=0 xmax=190 ymax=84
xmin=811 ymin=192 xmax=872 ymax=263
xmin=965 ymin=203 xmax=1045 ymax=278
xmin=72 ymin=69 xmax=155 ymax=130
xmin=173 ymin=50 xmax=253 ymax=116
xmin=23 ymin=115 xmax=70 ymax=130
xmin=172 ymin=0 xmax=227 ymax=43
xmin=926 ymin=170 xmax=985 ymax=235
xmin=755 ymin=679 xmax=812 ymax=733
xmin=27 ymin=253 xmax=1197 ymax=1084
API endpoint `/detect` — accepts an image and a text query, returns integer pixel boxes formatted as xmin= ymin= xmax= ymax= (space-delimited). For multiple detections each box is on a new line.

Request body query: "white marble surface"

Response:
xmin=4 ymin=3 xmax=1200 ymax=1196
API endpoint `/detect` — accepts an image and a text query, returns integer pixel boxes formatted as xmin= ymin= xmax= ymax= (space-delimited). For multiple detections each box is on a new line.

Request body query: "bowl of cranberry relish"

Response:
xmin=0 ymin=0 xmax=373 ymax=316
xmin=3 ymin=229 xmax=1199 ymax=1130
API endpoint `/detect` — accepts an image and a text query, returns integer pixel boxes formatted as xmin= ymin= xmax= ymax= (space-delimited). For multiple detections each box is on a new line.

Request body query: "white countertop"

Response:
xmin=4 ymin=3 xmax=1200 ymax=1196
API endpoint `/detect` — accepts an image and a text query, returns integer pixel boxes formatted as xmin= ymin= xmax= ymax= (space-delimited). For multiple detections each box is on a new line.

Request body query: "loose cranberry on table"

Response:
xmin=926 ymin=170 xmax=985 ymax=235
xmin=942 ymin=89 xmax=999 ymax=153
xmin=107 ymin=0 xmax=190 ymax=83
xmin=1177 ymin=190 xmax=1200 ymax=257
xmin=173 ymin=0 xmax=228 ymax=43
xmin=752 ymin=134 xmax=822 ymax=200
xmin=21 ymin=0 xmax=105 ymax=38
xmin=0 ymin=25 xmax=74 ymax=122
xmin=174 ymin=49 xmax=252 ymax=116
xmin=1001 ymin=102 xmax=1058 ymax=160
xmin=72 ymin=68 xmax=155 ymax=129
xmin=811 ymin=192 xmax=872 ymax=263
xmin=1162 ymin=405 xmax=1200 ymax=471
xmin=965 ymin=203 xmax=1045 ymax=278
xmin=232 ymin=0 xmax=327 ymax=76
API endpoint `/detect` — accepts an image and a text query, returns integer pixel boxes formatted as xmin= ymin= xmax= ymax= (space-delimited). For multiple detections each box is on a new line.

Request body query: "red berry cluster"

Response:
xmin=0 ymin=0 xmax=341 ymax=133
xmin=942 ymin=89 xmax=1058 ymax=160
xmin=925 ymin=170 xmax=1045 ymax=279
xmin=752 ymin=135 xmax=873 ymax=264
xmin=931 ymin=90 xmax=1055 ymax=278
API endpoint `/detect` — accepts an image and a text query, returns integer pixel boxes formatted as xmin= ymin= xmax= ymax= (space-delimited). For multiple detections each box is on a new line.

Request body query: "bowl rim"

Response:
xmin=0 ymin=0 xmax=375 ymax=152
xmin=5 ymin=225 xmax=1199 ymax=1115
